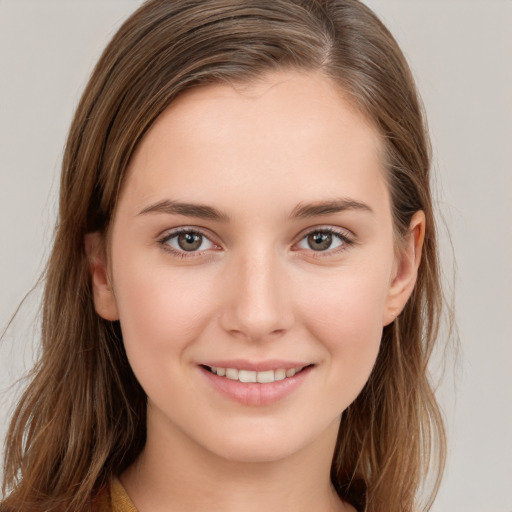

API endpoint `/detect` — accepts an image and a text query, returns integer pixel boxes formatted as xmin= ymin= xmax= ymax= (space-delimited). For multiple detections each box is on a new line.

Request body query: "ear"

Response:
xmin=383 ymin=210 xmax=425 ymax=326
xmin=84 ymin=232 xmax=119 ymax=321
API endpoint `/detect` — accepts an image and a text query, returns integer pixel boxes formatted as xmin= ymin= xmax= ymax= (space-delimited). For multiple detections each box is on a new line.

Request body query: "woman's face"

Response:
xmin=89 ymin=70 xmax=421 ymax=463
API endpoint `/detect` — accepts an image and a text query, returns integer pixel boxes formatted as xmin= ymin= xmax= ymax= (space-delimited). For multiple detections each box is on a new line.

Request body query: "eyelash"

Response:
xmin=158 ymin=228 xmax=219 ymax=259
xmin=295 ymin=227 xmax=355 ymax=259
xmin=157 ymin=226 xmax=355 ymax=259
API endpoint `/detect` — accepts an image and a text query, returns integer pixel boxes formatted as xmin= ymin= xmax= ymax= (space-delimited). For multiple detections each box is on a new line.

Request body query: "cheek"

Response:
xmin=111 ymin=256 xmax=218 ymax=365
xmin=298 ymin=267 xmax=390 ymax=401
xmin=300 ymin=263 xmax=390 ymax=339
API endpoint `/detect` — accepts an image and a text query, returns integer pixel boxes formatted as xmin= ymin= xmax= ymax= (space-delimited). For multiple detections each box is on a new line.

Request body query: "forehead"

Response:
xmin=120 ymin=70 xmax=388 ymax=218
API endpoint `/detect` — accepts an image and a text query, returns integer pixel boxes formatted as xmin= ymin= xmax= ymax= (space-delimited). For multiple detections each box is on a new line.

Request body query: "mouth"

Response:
xmin=201 ymin=364 xmax=312 ymax=383
xmin=198 ymin=360 xmax=315 ymax=405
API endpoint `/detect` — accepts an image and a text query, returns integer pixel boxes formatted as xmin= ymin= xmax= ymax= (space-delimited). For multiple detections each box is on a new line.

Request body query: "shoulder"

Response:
xmin=94 ymin=477 xmax=137 ymax=512
xmin=0 ymin=479 xmax=135 ymax=512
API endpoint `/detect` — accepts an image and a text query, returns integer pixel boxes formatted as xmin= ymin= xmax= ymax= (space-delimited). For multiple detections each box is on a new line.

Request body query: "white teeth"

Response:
xmin=274 ymin=368 xmax=286 ymax=381
xmin=225 ymin=368 xmax=239 ymax=380
xmin=256 ymin=370 xmax=275 ymax=383
xmin=209 ymin=366 xmax=305 ymax=383
xmin=238 ymin=370 xmax=257 ymax=383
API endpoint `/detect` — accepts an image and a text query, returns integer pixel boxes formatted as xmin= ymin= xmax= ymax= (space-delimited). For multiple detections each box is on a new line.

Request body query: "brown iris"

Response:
xmin=307 ymin=232 xmax=332 ymax=251
xmin=177 ymin=232 xmax=203 ymax=251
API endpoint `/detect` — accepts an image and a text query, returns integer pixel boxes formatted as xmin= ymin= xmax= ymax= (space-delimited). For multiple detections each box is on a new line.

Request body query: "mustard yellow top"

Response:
xmin=97 ymin=477 xmax=360 ymax=512
xmin=97 ymin=478 xmax=137 ymax=512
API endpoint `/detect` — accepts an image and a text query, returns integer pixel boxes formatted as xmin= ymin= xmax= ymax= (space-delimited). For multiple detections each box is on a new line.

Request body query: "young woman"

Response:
xmin=1 ymin=1 xmax=447 ymax=511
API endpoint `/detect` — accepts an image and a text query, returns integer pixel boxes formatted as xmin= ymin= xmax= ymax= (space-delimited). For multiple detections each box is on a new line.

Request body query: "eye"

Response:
xmin=296 ymin=228 xmax=352 ymax=253
xmin=160 ymin=229 xmax=217 ymax=255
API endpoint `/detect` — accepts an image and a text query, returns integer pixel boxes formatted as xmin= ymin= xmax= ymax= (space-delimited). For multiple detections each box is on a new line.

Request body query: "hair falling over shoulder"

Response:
xmin=2 ymin=1 xmax=449 ymax=511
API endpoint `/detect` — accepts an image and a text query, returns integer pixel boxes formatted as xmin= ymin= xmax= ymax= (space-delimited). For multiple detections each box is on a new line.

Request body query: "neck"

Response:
xmin=121 ymin=409 xmax=352 ymax=512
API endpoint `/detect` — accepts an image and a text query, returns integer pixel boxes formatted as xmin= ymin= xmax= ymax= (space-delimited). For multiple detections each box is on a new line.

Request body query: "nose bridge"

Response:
xmin=221 ymin=243 xmax=293 ymax=341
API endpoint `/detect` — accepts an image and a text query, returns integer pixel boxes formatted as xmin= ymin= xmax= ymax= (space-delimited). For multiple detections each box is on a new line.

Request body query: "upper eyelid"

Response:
xmin=159 ymin=226 xmax=218 ymax=242
xmin=158 ymin=228 xmax=219 ymax=257
xmin=295 ymin=225 xmax=355 ymax=242
xmin=158 ymin=225 xmax=354 ymax=252
xmin=292 ymin=228 xmax=356 ymax=261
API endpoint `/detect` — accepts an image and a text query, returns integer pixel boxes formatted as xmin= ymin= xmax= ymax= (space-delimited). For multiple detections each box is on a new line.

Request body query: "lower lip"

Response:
xmin=199 ymin=366 xmax=313 ymax=406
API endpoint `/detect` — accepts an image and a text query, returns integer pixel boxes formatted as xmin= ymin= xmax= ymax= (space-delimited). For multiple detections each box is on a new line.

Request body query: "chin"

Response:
xmin=198 ymin=417 xmax=339 ymax=465
xmin=209 ymin=437 xmax=301 ymax=464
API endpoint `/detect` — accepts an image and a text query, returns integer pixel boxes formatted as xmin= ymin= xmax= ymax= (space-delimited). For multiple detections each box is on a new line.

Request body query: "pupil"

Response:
xmin=308 ymin=232 xmax=332 ymax=251
xmin=178 ymin=232 xmax=202 ymax=251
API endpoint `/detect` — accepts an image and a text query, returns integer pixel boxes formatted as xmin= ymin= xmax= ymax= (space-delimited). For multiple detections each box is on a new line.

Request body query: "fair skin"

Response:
xmin=87 ymin=70 xmax=424 ymax=512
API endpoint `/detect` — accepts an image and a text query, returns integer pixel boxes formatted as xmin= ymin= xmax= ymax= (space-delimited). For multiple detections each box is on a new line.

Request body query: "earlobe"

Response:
xmin=84 ymin=232 xmax=119 ymax=321
xmin=383 ymin=211 xmax=425 ymax=326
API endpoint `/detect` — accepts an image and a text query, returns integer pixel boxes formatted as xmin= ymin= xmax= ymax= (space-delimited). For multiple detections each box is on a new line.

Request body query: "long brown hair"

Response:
xmin=2 ymin=1 xmax=447 ymax=510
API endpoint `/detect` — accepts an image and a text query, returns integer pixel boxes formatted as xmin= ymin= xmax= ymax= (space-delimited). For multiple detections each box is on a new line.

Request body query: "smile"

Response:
xmin=205 ymin=365 xmax=307 ymax=383
xmin=200 ymin=362 xmax=314 ymax=406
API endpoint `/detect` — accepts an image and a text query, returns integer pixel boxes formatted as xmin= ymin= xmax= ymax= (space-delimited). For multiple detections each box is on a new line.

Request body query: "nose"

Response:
xmin=219 ymin=247 xmax=294 ymax=342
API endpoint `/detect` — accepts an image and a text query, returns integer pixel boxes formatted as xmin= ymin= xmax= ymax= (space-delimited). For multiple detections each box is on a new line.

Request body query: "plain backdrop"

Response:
xmin=1 ymin=1 xmax=511 ymax=511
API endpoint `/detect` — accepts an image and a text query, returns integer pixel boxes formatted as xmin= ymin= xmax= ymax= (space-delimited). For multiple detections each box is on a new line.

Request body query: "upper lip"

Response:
xmin=200 ymin=359 xmax=312 ymax=371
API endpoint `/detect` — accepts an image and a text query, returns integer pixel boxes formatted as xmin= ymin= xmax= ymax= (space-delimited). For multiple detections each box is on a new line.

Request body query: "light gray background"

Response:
xmin=1 ymin=1 xmax=511 ymax=510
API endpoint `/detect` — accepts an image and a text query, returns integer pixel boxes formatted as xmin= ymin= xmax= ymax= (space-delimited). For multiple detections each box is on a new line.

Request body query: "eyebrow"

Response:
xmin=289 ymin=198 xmax=374 ymax=218
xmin=138 ymin=199 xmax=230 ymax=221
xmin=138 ymin=197 xmax=373 ymax=221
